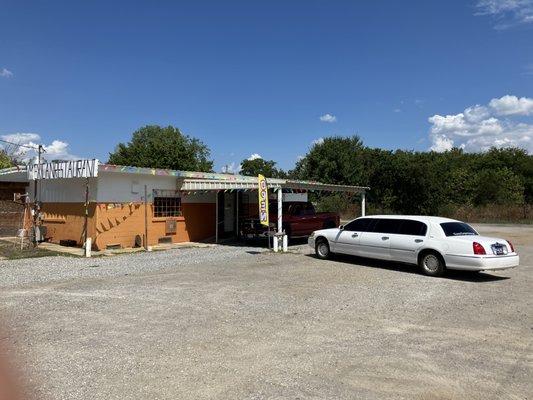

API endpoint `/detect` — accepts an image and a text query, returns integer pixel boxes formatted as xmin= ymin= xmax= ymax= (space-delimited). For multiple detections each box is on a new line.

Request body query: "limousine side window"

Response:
xmin=372 ymin=219 xmax=400 ymax=234
xmin=344 ymin=218 xmax=373 ymax=232
xmin=398 ymin=219 xmax=427 ymax=236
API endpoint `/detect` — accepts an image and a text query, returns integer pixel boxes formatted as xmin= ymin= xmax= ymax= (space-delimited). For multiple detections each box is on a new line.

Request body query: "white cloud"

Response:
xmin=1 ymin=132 xmax=40 ymax=143
xmin=489 ymin=95 xmax=533 ymax=116
xmin=430 ymin=135 xmax=454 ymax=152
xmin=475 ymin=0 xmax=533 ymax=28
xmin=221 ymin=162 xmax=240 ymax=174
xmin=0 ymin=68 xmax=13 ymax=78
xmin=248 ymin=153 xmax=262 ymax=160
xmin=311 ymin=137 xmax=324 ymax=146
xmin=319 ymin=113 xmax=337 ymax=123
xmin=0 ymin=132 xmax=77 ymax=162
xmin=428 ymin=95 xmax=533 ymax=153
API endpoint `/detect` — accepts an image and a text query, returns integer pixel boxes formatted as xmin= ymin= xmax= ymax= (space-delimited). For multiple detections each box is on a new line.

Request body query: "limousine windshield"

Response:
xmin=440 ymin=222 xmax=478 ymax=237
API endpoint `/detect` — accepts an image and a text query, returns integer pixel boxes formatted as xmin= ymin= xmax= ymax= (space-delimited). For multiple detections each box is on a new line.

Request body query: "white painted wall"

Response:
xmin=21 ymin=170 xmax=305 ymax=204
xmin=31 ymin=178 xmax=97 ymax=203
xmin=96 ymin=172 xmax=216 ymax=203
xmin=96 ymin=172 xmax=177 ymax=203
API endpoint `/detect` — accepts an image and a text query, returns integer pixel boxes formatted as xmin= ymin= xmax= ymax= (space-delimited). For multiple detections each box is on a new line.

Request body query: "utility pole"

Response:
xmin=32 ymin=145 xmax=44 ymax=246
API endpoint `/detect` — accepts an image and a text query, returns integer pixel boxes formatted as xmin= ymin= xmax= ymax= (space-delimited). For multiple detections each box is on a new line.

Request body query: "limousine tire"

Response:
xmin=418 ymin=251 xmax=445 ymax=277
xmin=315 ymin=238 xmax=331 ymax=260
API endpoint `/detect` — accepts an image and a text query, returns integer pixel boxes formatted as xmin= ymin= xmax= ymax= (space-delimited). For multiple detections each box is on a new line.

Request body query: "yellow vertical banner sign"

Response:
xmin=258 ymin=174 xmax=269 ymax=227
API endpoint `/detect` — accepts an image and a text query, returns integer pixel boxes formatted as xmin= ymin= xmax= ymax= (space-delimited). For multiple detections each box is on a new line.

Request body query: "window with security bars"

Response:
xmin=153 ymin=196 xmax=182 ymax=217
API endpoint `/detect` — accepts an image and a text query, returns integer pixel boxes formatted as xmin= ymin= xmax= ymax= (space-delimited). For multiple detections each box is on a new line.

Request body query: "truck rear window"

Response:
xmin=440 ymin=222 xmax=478 ymax=237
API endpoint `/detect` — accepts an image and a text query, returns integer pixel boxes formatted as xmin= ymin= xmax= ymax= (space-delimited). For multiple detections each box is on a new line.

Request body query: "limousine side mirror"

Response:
xmin=339 ymin=225 xmax=345 ymax=230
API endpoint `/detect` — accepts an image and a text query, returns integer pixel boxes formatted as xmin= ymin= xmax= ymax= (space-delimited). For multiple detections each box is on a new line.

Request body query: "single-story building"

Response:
xmin=0 ymin=160 xmax=368 ymax=250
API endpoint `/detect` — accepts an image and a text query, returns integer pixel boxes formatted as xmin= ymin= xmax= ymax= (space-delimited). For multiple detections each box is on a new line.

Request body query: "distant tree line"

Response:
xmin=108 ymin=126 xmax=532 ymax=220
xmin=289 ymin=136 xmax=532 ymax=219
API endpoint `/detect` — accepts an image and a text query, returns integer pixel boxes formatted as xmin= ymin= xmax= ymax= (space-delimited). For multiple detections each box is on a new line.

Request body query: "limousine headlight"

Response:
xmin=309 ymin=231 xmax=315 ymax=238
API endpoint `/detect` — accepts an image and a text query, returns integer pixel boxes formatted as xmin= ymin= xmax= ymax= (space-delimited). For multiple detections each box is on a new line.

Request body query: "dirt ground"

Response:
xmin=0 ymin=224 xmax=531 ymax=399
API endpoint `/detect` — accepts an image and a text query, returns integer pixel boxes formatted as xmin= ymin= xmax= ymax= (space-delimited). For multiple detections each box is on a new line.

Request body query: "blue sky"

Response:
xmin=1 ymin=0 xmax=532 ymax=172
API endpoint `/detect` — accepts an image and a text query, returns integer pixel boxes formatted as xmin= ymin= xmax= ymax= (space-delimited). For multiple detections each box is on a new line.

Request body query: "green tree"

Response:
xmin=0 ymin=150 xmax=13 ymax=169
xmin=108 ymin=125 xmax=213 ymax=172
xmin=290 ymin=136 xmax=366 ymax=185
xmin=240 ymin=158 xmax=286 ymax=178
xmin=473 ymin=168 xmax=524 ymax=205
xmin=290 ymin=134 xmax=533 ymax=218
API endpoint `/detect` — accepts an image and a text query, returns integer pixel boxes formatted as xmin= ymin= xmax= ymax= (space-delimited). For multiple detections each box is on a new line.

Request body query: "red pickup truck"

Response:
xmin=240 ymin=202 xmax=340 ymax=239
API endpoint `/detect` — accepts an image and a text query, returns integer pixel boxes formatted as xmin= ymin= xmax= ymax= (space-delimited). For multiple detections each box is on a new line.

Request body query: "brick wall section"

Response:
xmin=0 ymin=201 xmax=25 ymax=236
xmin=0 ymin=182 xmax=27 ymax=236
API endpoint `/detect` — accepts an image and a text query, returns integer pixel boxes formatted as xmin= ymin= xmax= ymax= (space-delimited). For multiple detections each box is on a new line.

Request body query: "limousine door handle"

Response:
xmin=351 ymin=233 xmax=358 ymax=238
xmin=415 ymin=239 xmax=424 ymax=243
xmin=382 ymin=236 xmax=389 ymax=240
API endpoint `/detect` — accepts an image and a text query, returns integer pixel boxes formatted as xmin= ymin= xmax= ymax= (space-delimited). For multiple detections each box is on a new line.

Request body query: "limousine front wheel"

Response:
xmin=419 ymin=251 xmax=445 ymax=277
xmin=315 ymin=239 xmax=331 ymax=260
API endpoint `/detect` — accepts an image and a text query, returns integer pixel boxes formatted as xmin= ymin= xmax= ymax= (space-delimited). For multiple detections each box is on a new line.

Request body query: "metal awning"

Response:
xmin=179 ymin=178 xmax=367 ymax=193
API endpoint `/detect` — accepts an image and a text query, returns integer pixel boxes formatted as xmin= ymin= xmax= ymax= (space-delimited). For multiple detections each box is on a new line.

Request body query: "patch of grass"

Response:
xmin=0 ymin=240 xmax=66 ymax=260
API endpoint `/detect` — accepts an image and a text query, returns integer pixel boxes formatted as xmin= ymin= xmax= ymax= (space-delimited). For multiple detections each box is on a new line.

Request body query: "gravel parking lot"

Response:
xmin=0 ymin=224 xmax=532 ymax=399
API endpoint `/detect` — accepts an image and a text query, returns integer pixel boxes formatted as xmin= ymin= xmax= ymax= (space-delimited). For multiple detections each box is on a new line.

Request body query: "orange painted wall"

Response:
xmin=41 ymin=203 xmax=97 ymax=245
xmin=41 ymin=202 xmax=216 ymax=250
xmin=93 ymin=202 xmax=216 ymax=250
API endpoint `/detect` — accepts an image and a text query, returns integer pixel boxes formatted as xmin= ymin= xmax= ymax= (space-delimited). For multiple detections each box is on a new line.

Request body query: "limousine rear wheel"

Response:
xmin=419 ymin=251 xmax=445 ymax=277
xmin=315 ymin=238 xmax=330 ymax=260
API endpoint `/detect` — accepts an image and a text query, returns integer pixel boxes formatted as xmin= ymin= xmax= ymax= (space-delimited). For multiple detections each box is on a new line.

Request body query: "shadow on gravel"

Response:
xmin=218 ymin=237 xmax=309 ymax=249
xmin=306 ymin=253 xmax=510 ymax=282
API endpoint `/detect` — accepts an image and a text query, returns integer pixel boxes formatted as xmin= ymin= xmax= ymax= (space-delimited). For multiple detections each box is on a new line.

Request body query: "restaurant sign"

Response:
xmin=28 ymin=159 xmax=99 ymax=180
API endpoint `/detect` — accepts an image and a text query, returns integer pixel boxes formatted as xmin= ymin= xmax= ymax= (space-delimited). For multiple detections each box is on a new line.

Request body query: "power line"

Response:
xmin=0 ymin=138 xmax=42 ymax=150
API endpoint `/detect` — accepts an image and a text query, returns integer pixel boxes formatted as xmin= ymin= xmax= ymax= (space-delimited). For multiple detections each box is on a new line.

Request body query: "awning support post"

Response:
xmin=215 ymin=191 xmax=219 ymax=243
xmin=361 ymin=191 xmax=366 ymax=217
xmin=277 ymin=188 xmax=282 ymax=234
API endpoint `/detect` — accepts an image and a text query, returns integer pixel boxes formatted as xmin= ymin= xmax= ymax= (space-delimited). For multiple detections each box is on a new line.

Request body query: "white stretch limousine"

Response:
xmin=308 ymin=215 xmax=519 ymax=276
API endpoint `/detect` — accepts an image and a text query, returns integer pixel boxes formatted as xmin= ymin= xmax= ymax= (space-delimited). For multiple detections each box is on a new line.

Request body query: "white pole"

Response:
xmin=85 ymin=237 xmax=92 ymax=258
xmin=215 ymin=191 xmax=219 ymax=243
xmin=277 ymin=188 xmax=282 ymax=234
xmin=361 ymin=191 xmax=366 ymax=217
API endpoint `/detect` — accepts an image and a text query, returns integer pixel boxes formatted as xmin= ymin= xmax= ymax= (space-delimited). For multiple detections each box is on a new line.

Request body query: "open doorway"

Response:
xmin=217 ymin=191 xmax=238 ymax=239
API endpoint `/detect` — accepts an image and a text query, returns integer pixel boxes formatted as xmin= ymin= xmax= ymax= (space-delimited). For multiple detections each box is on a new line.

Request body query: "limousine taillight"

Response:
xmin=473 ymin=242 xmax=486 ymax=255
xmin=507 ymin=240 xmax=515 ymax=253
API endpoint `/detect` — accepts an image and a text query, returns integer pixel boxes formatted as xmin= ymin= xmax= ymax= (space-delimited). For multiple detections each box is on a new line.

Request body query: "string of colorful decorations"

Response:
xmin=100 ymin=163 xmax=358 ymax=189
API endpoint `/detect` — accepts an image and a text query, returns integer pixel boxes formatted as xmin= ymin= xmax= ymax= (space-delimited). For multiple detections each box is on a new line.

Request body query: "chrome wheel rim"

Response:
xmin=318 ymin=243 xmax=329 ymax=257
xmin=423 ymin=254 xmax=439 ymax=272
